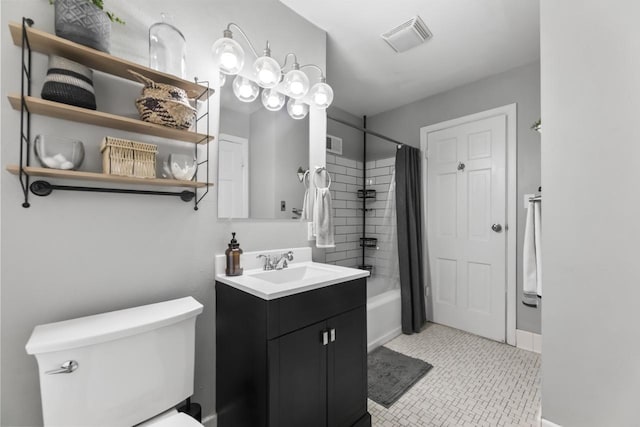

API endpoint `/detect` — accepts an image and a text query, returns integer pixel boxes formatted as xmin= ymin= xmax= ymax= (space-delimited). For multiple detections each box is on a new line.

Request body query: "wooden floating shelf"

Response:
xmin=9 ymin=21 xmax=212 ymax=99
xmin=8 ymin=95 xmax=213 ymax=144
xmin=6 ymin=165 xmax=212 ymax=189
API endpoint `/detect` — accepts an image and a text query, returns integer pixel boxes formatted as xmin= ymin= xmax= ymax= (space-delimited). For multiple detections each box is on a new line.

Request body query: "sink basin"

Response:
xmin=215 ymin=248 xmax=370 ymax=300
xmin=249 ymin=265 xmax=331 ymax=284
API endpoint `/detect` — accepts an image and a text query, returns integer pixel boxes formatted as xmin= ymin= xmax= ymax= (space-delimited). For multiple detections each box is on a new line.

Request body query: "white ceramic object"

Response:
xmin=25 ymin=297 xmax=203 ymax=427
xmin=215 ymin=247 xmax=370 ymax=300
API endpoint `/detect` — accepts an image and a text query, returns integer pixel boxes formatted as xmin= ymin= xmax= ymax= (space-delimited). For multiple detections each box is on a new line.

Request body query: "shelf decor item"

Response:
xmin=149 ymin=13 xmax=187 ymax=79
xmin=101 ymin=136 xmax=158 ymax=178
xmin=52 ymin=0 xmax=122 ymax=53
xmin=41 ymin=55 xmax=96 ymax=110
xmin=167 ymin=153 xmax=197 ymax=181
xmin=34 ymin=134 xmax=85 ymax=170
xmin=129 ymin=70 xmax=196 ymax=130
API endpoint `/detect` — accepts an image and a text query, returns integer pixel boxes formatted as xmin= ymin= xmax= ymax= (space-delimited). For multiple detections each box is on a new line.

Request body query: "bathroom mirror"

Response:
xmin=218 ymin=76 xmax=310 ymax=220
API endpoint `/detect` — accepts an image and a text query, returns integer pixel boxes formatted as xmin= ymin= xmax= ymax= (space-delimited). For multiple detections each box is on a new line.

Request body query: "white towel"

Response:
xmin=313 ymin=187 xmax=335 ymax=248
xmin=523 ymin=201 xmax=542 ymax=297
xmin=300 ymin=171 xmax=314 ymax=221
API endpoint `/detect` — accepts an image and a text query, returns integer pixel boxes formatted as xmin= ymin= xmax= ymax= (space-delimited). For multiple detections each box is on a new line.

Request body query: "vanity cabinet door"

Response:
xmin=327 ymin=306 xmax=368 ymax=427
xmin=268 ymin=319 xmax=328 ymax=427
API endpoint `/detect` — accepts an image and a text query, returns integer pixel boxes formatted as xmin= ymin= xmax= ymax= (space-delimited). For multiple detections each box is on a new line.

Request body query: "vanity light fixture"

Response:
xmin=212 ymin=23 xmax=334 ymax=117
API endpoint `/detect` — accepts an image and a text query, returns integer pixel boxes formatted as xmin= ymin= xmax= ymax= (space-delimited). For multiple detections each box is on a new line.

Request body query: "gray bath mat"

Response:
xmin=368 ymin=346 xmax=433 ymax=408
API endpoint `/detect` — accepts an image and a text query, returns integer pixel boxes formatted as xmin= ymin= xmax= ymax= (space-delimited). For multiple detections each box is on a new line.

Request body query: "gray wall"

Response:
xmin=327 ymin=106 xmax=364 ymax=162
xmin=541 ymin=1 xmax=640 ymax=425
xmin=0 ymin=1 xmax=325 ymax=425
xmin=368 ymin=61 xmax=542 ymax=334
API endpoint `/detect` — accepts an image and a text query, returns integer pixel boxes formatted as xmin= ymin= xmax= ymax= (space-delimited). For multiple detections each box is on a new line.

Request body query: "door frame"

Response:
xmin=218 ymin=133 xmax=249 ymax=218
xmin=419 ymin=103 xmax=517 ymax=346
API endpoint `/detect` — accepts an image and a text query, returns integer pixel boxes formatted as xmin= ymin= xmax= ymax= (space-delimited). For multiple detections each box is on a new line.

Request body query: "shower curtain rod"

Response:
xmin=327 ymin=115 xmax=405 ymax=147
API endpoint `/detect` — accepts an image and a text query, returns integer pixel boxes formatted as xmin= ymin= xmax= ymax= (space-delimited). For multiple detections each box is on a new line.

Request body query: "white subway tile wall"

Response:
xmin=325 ymin=155 xmax=397 ymax=275
xmin=326 ymin=154 xmax=364 ymax=268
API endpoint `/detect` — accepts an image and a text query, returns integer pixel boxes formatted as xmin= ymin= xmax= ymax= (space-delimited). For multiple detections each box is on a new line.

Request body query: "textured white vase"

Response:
xmin=54 ymin=0 xmax=111 ymax=53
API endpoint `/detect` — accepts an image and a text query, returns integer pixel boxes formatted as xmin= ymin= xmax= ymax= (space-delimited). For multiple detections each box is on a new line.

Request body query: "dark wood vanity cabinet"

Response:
xmin=216 ymin=278 xmax=371 ymax=427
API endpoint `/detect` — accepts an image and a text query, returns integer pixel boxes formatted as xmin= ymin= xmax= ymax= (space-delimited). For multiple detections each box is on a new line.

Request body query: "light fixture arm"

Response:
xmin=300 ymin=64 xmax=327 ymax=82
xmin=279 ymin=52 xmax=300 ymax=71
xmin=225 ymin=22 xmax=261 ymax=59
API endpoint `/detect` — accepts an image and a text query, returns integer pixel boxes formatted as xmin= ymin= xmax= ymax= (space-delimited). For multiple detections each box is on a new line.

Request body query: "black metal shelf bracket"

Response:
xmin=30 ymin=180 xmax=195 ymax=202
xmin=18 ymin=17 xmax=34 ymax=208
xmin=192 ymin=77 xmax=210 ymax=211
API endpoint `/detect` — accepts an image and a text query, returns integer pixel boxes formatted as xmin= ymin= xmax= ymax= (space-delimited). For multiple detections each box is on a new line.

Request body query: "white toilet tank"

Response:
xmin=26 ymin=297 xmax=203 ymax=427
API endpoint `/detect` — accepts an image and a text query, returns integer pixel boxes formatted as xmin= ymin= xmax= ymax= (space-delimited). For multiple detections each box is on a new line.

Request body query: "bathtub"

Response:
xmin=367 ymin=285 xmax=402 ymax=352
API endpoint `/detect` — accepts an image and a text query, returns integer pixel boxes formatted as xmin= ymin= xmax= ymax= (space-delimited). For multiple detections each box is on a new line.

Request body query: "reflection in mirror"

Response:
xmin=218 ymin=77 xmax=309 ymax=219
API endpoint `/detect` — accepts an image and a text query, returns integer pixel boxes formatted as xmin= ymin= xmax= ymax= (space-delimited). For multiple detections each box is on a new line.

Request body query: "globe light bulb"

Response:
xmin=308 ymin=81 xmax=334 ymax=109
xmin=283 ymin=68 xmax=310 ymax=99
xmin=287 ymin=98 xmax=309 ymax=120
xmin=261 ymin=88 xmax=285 ymax=111
xmin=232 ymin=75 xmax=259 ymax=102
xmin=211 ymin=36 xmax=245 ymax=75
xmin=253 ymin=54 xmax=281 ymax=89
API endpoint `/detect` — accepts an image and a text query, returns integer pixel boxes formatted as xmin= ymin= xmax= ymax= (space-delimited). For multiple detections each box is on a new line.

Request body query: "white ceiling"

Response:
xmin=279 ymin=0 xmax=540 ymax=116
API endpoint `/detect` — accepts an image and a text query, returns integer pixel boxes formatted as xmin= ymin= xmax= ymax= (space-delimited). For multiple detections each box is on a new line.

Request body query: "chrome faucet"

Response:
xmin=257 ymin=251 xmax=294 ymax=271
xmin=273 ymin=251 xmax=294 ymax=270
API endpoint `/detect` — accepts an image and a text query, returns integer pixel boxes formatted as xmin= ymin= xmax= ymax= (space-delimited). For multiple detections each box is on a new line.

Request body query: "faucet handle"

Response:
xmin=284 ymin=251 xmax=294 ymax=261
xmin=256 ymin=254 xmax=273 ymax=270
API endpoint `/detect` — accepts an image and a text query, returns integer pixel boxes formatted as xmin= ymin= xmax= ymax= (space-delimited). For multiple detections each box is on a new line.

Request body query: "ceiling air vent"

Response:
xmin=381 ymin=15 xmax=432 ymax=53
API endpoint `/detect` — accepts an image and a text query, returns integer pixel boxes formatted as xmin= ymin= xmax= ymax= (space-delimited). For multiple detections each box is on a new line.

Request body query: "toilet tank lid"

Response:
xmin=26 ymin=296 xmax=203 ymax=355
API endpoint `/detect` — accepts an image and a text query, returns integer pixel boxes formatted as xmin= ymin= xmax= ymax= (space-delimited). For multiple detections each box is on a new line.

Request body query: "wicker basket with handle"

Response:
xmin=100 ymin=137 xmax=158 ymax=178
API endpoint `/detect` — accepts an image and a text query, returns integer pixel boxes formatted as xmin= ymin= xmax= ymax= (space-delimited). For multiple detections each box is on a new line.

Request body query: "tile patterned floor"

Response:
xmin=369 ymin=323 xmax=541 ymax=427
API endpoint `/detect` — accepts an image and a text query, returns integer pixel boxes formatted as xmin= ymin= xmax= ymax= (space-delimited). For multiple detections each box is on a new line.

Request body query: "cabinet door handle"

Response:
xmin=322 ymin=330 xmax=329 ymax=346
xmin=330 ymin=328 xmax=336 ymax=342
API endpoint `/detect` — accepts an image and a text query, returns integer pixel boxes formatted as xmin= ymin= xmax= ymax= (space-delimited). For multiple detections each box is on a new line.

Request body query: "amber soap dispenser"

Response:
xmin=225 ymin=232 xmax=243 ymax=276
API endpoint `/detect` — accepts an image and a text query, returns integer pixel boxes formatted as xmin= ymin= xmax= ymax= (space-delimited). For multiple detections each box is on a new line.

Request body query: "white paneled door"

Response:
xmin=426 ymin=115 xmax=506 ymax=342
xmin=218 ymin=134 xmax=249 ymax=219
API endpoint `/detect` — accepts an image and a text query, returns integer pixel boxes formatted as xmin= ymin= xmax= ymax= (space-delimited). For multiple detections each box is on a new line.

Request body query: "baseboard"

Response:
xmin=516 ymin=329 xmax=542 ymax=354
xmin=202 ymin=413 xmax=217 ymax=427
xmin=542 ymin=418 xmax=562 ymax=427
xmin=367 ymin=327 xmax=402 ymax=353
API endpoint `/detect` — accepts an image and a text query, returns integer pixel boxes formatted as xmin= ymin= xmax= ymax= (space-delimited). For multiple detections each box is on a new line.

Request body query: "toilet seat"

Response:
xmin=136 ymin=409 xmax=203 ymax=427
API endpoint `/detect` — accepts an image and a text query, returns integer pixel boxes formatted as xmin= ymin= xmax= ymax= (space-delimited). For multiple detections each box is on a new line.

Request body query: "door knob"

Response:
xmin=491 ymin=224 xmax=503 ymax=233
xmin=457 ymin=161 xmax=465 ymax=171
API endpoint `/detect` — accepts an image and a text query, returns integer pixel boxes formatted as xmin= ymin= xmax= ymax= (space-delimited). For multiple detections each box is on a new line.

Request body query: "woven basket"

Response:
xmin=135 ymin=97 xmax=195 ymax=130
xmin=100 ymin=137 xmax=158 ymax=178
xmin=41 ymin=55 xmax=96 ymax=110
xmin=129 ymin=70 xmax=195 ymax=129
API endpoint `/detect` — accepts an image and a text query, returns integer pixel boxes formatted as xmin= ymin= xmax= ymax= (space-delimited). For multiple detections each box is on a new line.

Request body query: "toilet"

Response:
xmin=25 ymin=296 xmax=204 ymax=427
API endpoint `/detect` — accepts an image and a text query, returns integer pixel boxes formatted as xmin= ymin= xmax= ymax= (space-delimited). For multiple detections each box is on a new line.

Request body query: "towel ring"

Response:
xmin=314 ymin=166 xmax=332 ymax=189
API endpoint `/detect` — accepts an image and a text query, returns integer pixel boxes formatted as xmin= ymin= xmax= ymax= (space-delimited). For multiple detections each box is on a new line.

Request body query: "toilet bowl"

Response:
xmin=26 ymin=297 xmax=204 ymax=427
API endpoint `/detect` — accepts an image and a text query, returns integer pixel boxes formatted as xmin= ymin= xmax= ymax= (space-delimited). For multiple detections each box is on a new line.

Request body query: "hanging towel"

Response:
xmin=314 ymin=188 xmax=335 ymax=247
xmin=313 ymin=168 xmax=334 ymax=248
xmin=534 ymin=201 xmax=542 ymax=296
xmin=300 ymin=170 xmax=314 ymax=221
xmin=523 ymin=201 xmax=542 ymax=302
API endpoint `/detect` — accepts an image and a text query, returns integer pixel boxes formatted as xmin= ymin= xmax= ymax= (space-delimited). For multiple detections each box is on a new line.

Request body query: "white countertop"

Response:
xmin=214 ymin=247 xmax=369 ymax=300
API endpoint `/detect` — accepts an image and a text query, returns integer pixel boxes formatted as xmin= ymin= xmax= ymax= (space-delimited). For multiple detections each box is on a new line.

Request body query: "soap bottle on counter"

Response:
xmin=225 ymin=232 xmax=243 ymax=276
